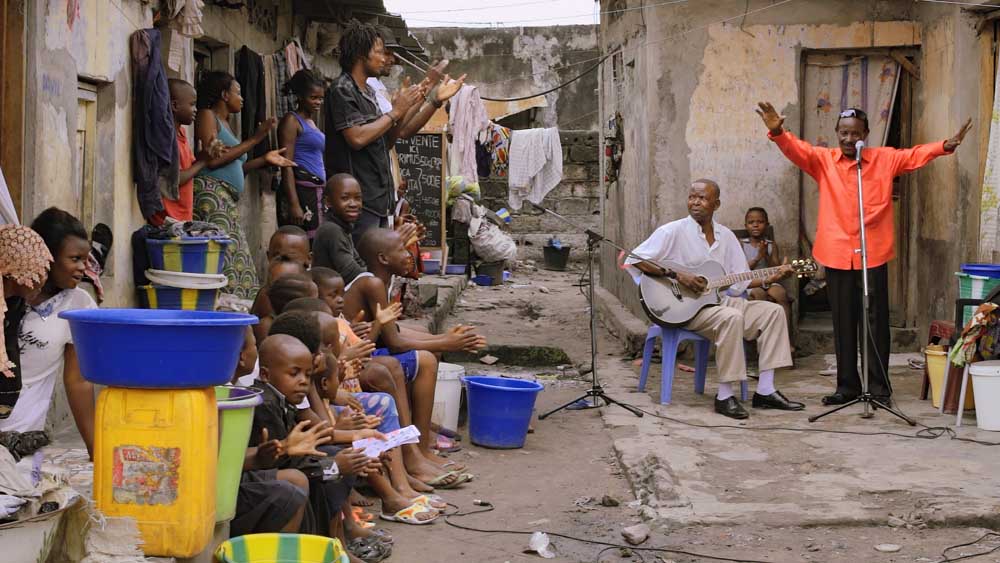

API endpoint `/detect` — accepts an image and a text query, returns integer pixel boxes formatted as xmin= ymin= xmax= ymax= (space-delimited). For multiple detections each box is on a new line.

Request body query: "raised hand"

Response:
xmin=264 ymin=147 xmax=298 ymax=168
xmin=375 ymin=302 xmax=403 ymax=327
xmin=944 ymin=118 xmax=973 ymax=152
xmin=342 ymin=339 xmax=376 ymax=362
xmin=436 ymin=74 xmax=468 ymax=103
xmin=283 ymin=420 xmax=334 ymax=457
xmin=257 ymin=428 xmax=283 ymax=466
xmin=334 ymin=448 xmax=372 ymax=476
xmin=426 ymin=59 xmax=449 ymax=86
xmin=254 ymin=117 xmax=278 ymax=140
xmin=396 ymin=221 xmax=419 ymax=247
xmin=351 ymin=310 xmax=373 ymax=340
xmin=755 ymin=102 xmax=786 ymax=135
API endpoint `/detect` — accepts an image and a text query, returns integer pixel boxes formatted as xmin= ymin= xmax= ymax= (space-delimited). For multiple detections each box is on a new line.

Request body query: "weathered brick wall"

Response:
xmin=477 ymin=130 xmax=601 ymax=263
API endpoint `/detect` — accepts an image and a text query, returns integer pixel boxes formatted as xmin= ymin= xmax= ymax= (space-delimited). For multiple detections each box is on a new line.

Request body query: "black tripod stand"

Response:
xmin=808 ymin=141 xmax=915 ymax=426
xmin=526 ymin=204 xmax=643 ymax=420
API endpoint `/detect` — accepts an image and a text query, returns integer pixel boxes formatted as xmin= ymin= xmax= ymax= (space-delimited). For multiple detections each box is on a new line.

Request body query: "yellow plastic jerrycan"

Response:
xmin=93 ymin=387 xmax=218 ymax=558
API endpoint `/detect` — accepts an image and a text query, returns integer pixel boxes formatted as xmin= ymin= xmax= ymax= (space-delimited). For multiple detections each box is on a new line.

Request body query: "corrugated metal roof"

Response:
xmin=293 ymin=0 xmax=425 ymax=55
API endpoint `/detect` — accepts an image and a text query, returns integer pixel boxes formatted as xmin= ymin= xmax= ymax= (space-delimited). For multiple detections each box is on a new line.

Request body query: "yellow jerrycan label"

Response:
xmin=94 ymin=387 xmax=218 ymax=558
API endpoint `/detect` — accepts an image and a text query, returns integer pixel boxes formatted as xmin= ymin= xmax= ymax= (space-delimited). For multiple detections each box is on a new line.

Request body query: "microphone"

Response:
xmin=855 ymin=140 xmax=865 ymax=162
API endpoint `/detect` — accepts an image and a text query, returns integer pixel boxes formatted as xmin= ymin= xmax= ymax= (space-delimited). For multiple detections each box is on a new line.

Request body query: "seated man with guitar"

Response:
xmin=628 ymin=179 xmax=809 ymax=419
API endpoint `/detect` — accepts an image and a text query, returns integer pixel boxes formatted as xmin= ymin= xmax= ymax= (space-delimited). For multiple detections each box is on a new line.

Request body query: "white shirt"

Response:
xmin=625 ymin=216 xmax=751 ymax=296
xmin=366 ymin=78 xmax=393 ymax=115
xmin=1 ymin=288 xmax=96 ymax=433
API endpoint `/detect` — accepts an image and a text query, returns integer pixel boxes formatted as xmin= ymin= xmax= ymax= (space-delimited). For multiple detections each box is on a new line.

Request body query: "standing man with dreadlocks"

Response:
xmin=757 ymin=101 xmax=972 ymax=407
xmin=324 ymin=20 xmax=424 ymax=238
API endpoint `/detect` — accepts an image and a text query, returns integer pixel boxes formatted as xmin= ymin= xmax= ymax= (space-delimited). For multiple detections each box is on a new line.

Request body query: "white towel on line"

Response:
xmin=507 ymin=128 xmax=563 ymax=211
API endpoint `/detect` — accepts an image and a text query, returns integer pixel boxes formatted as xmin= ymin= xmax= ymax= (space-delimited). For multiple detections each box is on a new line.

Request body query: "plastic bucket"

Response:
xmin=216 ymin=386 xmax=263 ymax=522
xmin=476 ymin=262 xmax=504 ymax=286
xmin=216 ymin=533 xmax=349 ymax=563
xmin=145 ymin=269 xmax=228 ymax=289
xmin=926 ymin=349 xmax=974 ymax=409
xmin=543 ymin=245 xmax=571 ymax=271
xmin=146 ymin=237 xmax=232 ymax=275
xmin=969 ymin=360 xmax=1000 ymax=431
xmin=960 ymin=263 xmax=1000 ymax=278
xmin=60 ymin=309 xmax=257 ymax=388
xmin=433 ymin=363 xmax=465 ymax=433
xmin=137 ymin=284 xmax=221 ymax=311
xmin=463 ymin=376 xmax=543 ymax=449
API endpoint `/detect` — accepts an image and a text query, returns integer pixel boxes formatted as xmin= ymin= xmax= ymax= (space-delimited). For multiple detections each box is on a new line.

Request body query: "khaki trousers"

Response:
xmin=684 ymin=296 xmax=793 ymax=383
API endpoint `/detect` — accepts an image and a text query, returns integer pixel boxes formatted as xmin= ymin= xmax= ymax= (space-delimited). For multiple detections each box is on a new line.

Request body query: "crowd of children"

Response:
xmin=227 ymin=167 xmax=486 ymax=560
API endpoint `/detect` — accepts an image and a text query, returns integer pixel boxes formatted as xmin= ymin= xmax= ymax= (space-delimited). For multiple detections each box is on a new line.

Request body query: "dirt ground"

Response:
xmin=382 ymin=266 xmax=1000 ymax=563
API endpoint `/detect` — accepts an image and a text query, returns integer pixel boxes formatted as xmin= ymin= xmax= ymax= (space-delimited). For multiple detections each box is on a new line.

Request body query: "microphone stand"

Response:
xmin=809 ymin=142 xmax=915 ymax=426
xmin=525 ymin=202 xmax=644 ymax=420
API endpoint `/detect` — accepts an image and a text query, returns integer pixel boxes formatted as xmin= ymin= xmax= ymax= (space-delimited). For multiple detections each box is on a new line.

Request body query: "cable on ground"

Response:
xmin=443 ymin=503 xmax=771 ymax=563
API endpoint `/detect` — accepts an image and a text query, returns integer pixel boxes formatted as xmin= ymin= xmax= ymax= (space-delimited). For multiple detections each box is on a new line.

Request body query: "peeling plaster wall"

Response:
xmin=22 ymin=0 xmax=303 ymax=308
xmin=410 ymin=26 xmax=600 ymax=130
xmin=599 ymin=0 xmax=987 ymax=335
xmin=23 ymin=0 xmax=154 ymax=308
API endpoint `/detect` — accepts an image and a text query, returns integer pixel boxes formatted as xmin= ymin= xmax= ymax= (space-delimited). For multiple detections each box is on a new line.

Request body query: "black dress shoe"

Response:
xmin=752 ymin=390 xmax=805 ymax=411
xmin=714 ymin=396 xmax=749 ymax=419
xmin=822 ymin=392 xmax=858 ymax=405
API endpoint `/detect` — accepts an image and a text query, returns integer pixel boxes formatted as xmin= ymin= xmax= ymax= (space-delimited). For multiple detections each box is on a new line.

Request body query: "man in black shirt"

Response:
xmin=324 ymin=20 xmax=423 ymax=236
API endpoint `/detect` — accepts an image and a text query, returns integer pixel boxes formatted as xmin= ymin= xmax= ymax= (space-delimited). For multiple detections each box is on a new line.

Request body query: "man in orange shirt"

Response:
xmin=757 ymin=102 xmax=972 ymax=406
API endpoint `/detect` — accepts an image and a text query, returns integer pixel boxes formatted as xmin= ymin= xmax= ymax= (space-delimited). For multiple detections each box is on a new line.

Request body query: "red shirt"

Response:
xmin=770 ymin=130 xmax=950 ymax=269
xmin=162 ymin=126 xmax=195 ymax=222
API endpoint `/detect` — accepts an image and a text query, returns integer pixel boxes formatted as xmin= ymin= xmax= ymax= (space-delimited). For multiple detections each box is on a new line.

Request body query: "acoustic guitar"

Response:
xmin=639 ymin=259 xmax=818 ymax=326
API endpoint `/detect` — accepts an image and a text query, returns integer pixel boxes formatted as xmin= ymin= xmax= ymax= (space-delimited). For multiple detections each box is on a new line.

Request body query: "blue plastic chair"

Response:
xmin=638 ymin=325 xmax=748 ymax=405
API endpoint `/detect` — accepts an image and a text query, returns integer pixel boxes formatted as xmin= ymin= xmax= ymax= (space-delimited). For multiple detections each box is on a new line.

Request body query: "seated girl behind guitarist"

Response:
xmin=626 ymin=179 xmax=803 ymax=420
xmin=741 ymin=207 xmax=793 ymax=343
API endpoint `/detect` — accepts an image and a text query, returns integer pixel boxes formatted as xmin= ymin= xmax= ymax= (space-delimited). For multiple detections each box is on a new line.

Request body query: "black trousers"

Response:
xmin=826 ymin=264 xmax=892 ymax=397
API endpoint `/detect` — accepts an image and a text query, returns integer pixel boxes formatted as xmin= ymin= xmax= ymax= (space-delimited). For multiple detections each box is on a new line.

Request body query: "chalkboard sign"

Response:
xmin=395 ymin=133 xmax=446 ymax=249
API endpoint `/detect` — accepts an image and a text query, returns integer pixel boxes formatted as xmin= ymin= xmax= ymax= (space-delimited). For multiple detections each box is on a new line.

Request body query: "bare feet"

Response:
xmin=420 ymin=446 xmax=466 ymax=471
xmin=406 ymin=473 xmax=434 ymax=493
xmin=350 ymin=490 xmax=377 ymax=507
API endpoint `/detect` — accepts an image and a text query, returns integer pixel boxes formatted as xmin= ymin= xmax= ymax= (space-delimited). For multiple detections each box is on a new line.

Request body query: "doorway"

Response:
xmin=0 ymin=0 xmax=25 ymax=218
xmin=798 ymin=50 xmax=916 ymax=328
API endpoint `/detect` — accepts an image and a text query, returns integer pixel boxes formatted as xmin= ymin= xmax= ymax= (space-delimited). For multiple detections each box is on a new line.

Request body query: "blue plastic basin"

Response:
xmin=463 ymin=376 xmax=543 ymax=449
xmin=59 ymin=309 xmax=257 ymax=388
xmin=961 ymin=263 xmax=1000 ymax=279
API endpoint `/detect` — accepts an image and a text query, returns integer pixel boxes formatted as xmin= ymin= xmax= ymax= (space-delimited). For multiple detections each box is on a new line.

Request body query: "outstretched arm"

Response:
xmin=756 ymin=101 xmax=822 ymax=174
xmin=892 ymin=118 xmax=972 ymax=176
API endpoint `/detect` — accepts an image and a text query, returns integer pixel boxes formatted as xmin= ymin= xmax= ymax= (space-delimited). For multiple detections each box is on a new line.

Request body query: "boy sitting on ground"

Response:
xmin=286 ymin=295 xmax=455 ymax=503
xmin=309 ymin=267 xmax=464 ymax=489
xmin=253 ymin=334 xmax=381 ymax=561
xmin=251 ymin=227 xmax=312 ymax=341
xmin=254 ymin=272 xmax=318 ymax=343
xmin=313 ymin=174 xmax=418 ymax=286
xmin=231 ymin=326 xmax=311 ymax=537
xmin=346 ymin=228 xmax=486 ymax=473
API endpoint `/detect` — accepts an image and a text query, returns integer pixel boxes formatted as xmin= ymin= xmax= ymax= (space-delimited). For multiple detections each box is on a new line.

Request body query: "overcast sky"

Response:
xmin=383 ymin=0 xmax=598 ymax=28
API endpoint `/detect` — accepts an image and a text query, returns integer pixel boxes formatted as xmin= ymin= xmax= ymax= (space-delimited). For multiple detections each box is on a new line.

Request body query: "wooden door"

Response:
xmin=0 ymin=0 xmax=25 ymax=217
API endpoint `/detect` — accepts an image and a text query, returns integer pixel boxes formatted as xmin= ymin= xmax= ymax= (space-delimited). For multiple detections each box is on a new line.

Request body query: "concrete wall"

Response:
xmin=22 ymin=0 xmax=154 ymax=308
xmin=410 ymin=25 xmax=600 ymax=131
xmin=477 ymin=130 xmax=601 ymax=261
xmin=598 ymin=0 xmax=990 ymax=335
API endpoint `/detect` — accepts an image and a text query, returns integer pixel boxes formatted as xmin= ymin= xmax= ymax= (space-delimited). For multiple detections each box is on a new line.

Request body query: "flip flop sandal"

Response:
xmin=379 ymin=502 xmax=439 ymax=525
xmin=434 ymin=472 xmax=473 ymax=490
xmin=411 ymin=494 xmax=447 ymax=510
xmin=347 ymin=537 xmax=392 ymax=562
xmin=369 ymin=528 xmax=394 ymax=544
xmin=425 ymin=470 xmax=459 ymax=487
xmin=441 ymin=460 xmax=467 ymax=471
xmin=435 ymin=426 xmax=461 ymax=440
xmin=436 ymin=435 xmax=462 ymax=453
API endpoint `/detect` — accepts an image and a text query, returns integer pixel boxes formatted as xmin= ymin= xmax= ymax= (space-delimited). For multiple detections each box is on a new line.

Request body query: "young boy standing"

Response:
xmin=157 ymin=79 xmax=215 ymax=224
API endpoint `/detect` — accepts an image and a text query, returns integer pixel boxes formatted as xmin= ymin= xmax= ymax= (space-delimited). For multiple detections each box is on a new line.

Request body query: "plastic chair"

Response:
xmin=638 ymin=325 xmax=748 ymax=405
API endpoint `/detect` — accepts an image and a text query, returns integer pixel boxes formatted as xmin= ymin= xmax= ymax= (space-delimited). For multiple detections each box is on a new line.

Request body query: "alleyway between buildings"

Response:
xmin=388 ymin=265 xmax=1000 ymax=563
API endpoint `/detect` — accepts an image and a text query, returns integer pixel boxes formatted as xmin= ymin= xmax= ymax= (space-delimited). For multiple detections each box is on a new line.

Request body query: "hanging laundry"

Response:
xmin=164 ymin=0 xmax=204 ymax=70
xmin=284 ymin=39 xmax=311 ymax=75
xmin=235 ymin=46 xmax=268 ymax=157
xmin=507 ymin=128 xmax=563 ymax=211
xmin=130 ymin=29 xmax=179 ymax=220
xmin=0 ymin=167 xmax=17 ymax=225
xmin=448 ymin=85 xmax=490 ymax=185
xmin=486 ymin=122 xmax=512 ymax=178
